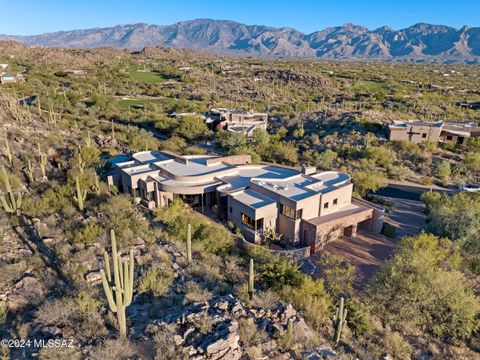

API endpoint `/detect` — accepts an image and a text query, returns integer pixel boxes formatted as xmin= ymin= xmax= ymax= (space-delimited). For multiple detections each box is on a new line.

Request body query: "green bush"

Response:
xmin=72 ymin=222 xmax=102 ymax=245
xmin=381 ymin=222 xmax=396 ymax=238
xmin=368 ymin=233 xmax=479 ymax=340
xmin=345 ymin=298 xmax=371 ymax=336
xmin=281 ymin=277 xmax=331 ymax=330
xmin=138 ymin=267 xmax=175 ymax=297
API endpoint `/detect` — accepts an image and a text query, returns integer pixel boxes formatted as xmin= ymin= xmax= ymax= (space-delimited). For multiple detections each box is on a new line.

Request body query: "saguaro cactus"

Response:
xmin=4 ymin=135 xmax=12 ymax=166
xmin=85 ymin=131 xmax=93 ymax=147
xmin=186 ymin=223 xmax=192 ymax=262
xmin=333 ymin=297 xmax=348 ymax=344
xmin=92 ymin=174 xmax=101 ymax=195
xmin=248 ymin=258 xmax=255 ymax=300
xmin=76 ymin=151 xmax=85 ymax=175
xmin=73 ymin=176 xmax=87 ymax=211
xmin=25 ymin=158 xmax=35 ymax=183
xmin=100 ymin=230 xmax=135 ymax=338
xmin=1 ymin=167 xmax=21 ymax=213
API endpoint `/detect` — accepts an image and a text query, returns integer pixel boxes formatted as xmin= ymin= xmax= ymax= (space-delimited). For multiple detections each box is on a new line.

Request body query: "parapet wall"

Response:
xmin=206 ymin=154 xmax=252 ymax=166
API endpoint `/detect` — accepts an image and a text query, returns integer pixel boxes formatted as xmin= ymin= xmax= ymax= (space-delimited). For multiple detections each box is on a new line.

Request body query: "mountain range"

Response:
xmin=2 ymin=19 xmax=480 ymax=63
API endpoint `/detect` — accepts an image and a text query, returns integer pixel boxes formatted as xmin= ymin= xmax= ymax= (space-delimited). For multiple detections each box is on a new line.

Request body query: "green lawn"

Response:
xmin=355 ymin=80 xmax=389 ymax=92
xmin=127 ymin=65 xmax=167 ymax=84
xmin=118 ymin=97 xmax=208 ymax=113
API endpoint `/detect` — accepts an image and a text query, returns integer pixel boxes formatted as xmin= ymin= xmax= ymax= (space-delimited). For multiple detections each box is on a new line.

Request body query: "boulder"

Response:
xmin=84 ymin=271 xmax=102 ymax=285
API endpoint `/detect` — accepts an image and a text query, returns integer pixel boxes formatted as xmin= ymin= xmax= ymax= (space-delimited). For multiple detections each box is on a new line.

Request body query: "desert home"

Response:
xmin=0 ymin=72 xmax=23 ymax=84
xmin=107 ymin=151 xmax=384 ymax=253
xmin=387 ymin=120 xmax=480 ymax=145
xmin=205 ymin=108 xmax=268 ymax=136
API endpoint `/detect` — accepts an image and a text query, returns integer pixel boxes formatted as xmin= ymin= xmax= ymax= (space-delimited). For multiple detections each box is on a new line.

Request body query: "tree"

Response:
xmin=365 ymin=145 xmax=396 ymax=168
xmin=216 ymin=131 xmax=247 ymax=150
xmin=175 ymin=115 xmax=210 ymax=140
xmin=353 ymin=169 xmax=387 ymax=197
xmin=368 ymin=233 xmax=479 ymax=340
xmin=251 ymin=128 xmax=270 ymax=147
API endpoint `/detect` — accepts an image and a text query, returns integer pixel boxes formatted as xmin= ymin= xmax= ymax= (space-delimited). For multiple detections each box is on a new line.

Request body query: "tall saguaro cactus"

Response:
xmin=186 ymin=223 xmax=192 ymax=262
xmin=333 ymin=297 xmax=348 ymax=344
xmin=248 ymin=258 xmax=255 ymax=300
xmin=100 ymin=230 xmax=135 ymax=338
xmin=73 ymin=176 xmax=87 ymax=211
xmin=4 ymin=135 xmax=12 ymax=166
xmin=1 ymin=167 xmax=21 ymax=213
xmin=25 ymin=158 xmax=35 ymax=183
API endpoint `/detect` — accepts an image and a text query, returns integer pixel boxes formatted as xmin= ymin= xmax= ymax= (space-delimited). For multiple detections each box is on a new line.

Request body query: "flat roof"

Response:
xmin=231 ymin=189 xmax=276 ymax=209
xmin=220 ymin=165 xmax=299 ymax=191
xmin=306 ymin=202 xmax=370 ymax=226
xmin=132 ymin=151 xmax=170 ymax=164
xmin=156 ymin=156 xmax=233 ymax=177
xmin=115 ymin=151 xmax=351 ymax=203
xmin=252 ymin=174 xmax=321 ymax=201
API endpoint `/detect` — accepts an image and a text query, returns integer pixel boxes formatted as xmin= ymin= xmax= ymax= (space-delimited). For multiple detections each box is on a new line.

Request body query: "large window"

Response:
xmin=241 ymin=213 xmax=256 ymax=229
xmin=241 ymin=213 xmax=263 ymax=230
xmin=280 ymin=203 xmax=295 ymax=219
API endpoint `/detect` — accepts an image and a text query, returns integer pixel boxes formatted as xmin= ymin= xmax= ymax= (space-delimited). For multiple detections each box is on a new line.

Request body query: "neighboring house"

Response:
xmin=107 ymin=151 xmax=384 ymax=253
xmin=387 ymin=120 xmax=443 ymax=144
xmin=0 ymin=72 xmax=21 ymax=84
xmin=206 ymin=108 xmax=268 ymax=136
xmin=387 ymin=120 xmax=479 ymax=145
xmin=456 ymin=101 xmax=480 ymax=110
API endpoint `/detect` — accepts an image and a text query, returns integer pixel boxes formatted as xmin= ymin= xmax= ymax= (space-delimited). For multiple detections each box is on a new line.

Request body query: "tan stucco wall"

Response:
xmin=227 ymin=195 xmax=277 ymax=243
xmin=319 ymin=184 xmax=353 ymax=217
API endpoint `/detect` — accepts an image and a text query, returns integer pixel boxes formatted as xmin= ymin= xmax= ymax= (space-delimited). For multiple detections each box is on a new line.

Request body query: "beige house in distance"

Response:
xmin=206 ymin=108 xmax=268 ymax=136
xmin=388 ymin=120 xmax=480 ymax=145
xmin=107 ymin=151 xmax=384 ymax=253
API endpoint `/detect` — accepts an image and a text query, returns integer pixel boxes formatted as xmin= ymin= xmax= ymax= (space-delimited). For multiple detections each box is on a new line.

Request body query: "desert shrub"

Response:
xmin=281 ymin=277 xmax=331 ymax=330
xmin=138 ymin=267 xmax=175 ymax=297
xmin=99 ymin=195 xmax=150 ymax=245
xmin=22 ymin=185 xmax=72 ymax=216
xmin=39 ymin=346 xmax=82 ymax=360
xmin=156 ymin=199 xmax=233 ymax=255
xmin=36 ymin=291 xmax=107 ymax=342
xmin=387 ymin=165 xmax=414 ymax=181
xmin=345 ymin=298 xmax=371 ymax=336
xmin=79 ymin=145 xmax=101 ymax=167
xmin=368 ymin=233 xmax=480 ymax=340
xmin=319 ymin=254 xmax=355 ymax=298
xmin=182 ymin=146 xmax=206 ymax=155
xmin=195 ymin=312 xmax=214 ymax=335
xmin=90 ymin=339 xmax=136 ymax=360
xmin=153 ymin=324 xmax=188 ymax=360
xmin=259 ymin=256 xmax=303 ymax=290
xmin=71 ymin=222 xmax=102 ymax=245
xmin=434 ymin=161 xmax=451 ymax=180
xmin=464 ymin=151 xmax=480 ymax=172
xmin=383 ymin=332 xmax=412 ymax=360
xmin=159 ymin=136 xmax=186 ymax=152
xmin=182 ymin=281 xmax=213 ymax=305
xmin=238 ymin=318 xmax=268 ymax=359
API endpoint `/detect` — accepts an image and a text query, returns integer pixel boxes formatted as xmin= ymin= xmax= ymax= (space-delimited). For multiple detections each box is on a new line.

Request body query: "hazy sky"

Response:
xmin=1 ymin=0 xmax=479 ymax=35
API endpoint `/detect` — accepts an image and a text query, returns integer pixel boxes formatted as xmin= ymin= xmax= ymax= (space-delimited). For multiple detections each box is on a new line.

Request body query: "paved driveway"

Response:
xmin=383 ymin=196 xmax=426 ymax=238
